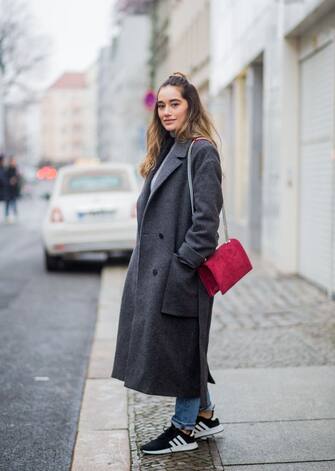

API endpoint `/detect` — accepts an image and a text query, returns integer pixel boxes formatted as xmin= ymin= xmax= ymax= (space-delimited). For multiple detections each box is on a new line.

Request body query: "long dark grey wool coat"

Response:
xmin=111 ymin=136 xmax=223 ymax=408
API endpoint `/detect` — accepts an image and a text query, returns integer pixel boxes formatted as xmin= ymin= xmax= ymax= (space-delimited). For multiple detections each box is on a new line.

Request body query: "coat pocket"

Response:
xmin=161 ymin=253 xmax=199 ymax=318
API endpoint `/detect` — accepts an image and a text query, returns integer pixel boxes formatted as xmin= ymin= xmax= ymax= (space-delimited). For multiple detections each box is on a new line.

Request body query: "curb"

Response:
xmin=71 ymin=266 xmax=130 ymax=471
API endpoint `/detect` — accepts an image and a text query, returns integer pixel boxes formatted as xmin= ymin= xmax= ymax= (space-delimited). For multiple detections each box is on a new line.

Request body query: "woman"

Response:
xmin=111 ymin=73 xmax=224 ymax=454
xmin=4 ymin=157 xmax=20 ymax=223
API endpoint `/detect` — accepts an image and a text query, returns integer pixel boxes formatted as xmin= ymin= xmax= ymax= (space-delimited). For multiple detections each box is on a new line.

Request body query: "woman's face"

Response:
xmin=157 ymin=85 xmax=188 ymax=134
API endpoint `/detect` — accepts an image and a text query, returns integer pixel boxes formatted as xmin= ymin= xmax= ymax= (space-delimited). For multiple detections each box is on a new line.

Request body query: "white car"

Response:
xmin=42 ymin=162 xmax=139 ymax=271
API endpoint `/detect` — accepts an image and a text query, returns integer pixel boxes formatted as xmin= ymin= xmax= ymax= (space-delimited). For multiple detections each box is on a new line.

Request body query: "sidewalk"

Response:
xmin=71 ymin=255 xmax=335 ymax=470
xmin=71 ymin=267 xmax=130 ymax=471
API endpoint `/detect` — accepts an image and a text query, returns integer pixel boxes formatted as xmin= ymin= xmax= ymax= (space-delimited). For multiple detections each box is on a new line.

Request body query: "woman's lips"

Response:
xmin=164 ymin=120 xmax=175 ymax=124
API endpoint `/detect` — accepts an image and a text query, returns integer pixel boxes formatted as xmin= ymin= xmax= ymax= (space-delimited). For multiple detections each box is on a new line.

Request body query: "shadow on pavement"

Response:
xmin=52 ymin=254 xmax=131 ymax=274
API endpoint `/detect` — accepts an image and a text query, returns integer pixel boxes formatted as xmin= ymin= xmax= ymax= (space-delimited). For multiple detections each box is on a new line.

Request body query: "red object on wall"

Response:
xmin=144 ymin=90 xmax=156 ymax=110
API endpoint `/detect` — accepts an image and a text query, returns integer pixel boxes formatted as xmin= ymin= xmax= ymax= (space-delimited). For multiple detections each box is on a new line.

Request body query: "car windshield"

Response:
xmin=61 ymin=170 xmax=131 ymax=194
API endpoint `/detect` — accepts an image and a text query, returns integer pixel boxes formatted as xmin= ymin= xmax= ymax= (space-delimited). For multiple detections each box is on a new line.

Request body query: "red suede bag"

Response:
xmin=187 ymin=138 xmax=253 ymax=297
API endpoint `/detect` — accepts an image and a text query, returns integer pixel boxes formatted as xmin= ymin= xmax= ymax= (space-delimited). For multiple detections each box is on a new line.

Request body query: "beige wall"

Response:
xmin=41 ymin=79 xmax=95 ymax=164
xmin=169 ymin=0 xmax=210 ymax=102
xmin=153 ymin=0 xmax=173 ymax=87
xmin=85 ymin=63 xmax=98 ymax=160
xmin=153 ymin=0 xmax=210 ymax=104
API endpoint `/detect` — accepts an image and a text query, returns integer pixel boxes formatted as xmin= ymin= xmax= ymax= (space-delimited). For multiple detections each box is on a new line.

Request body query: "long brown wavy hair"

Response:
xmin=139 ymin=73 xmax=219 ymax=178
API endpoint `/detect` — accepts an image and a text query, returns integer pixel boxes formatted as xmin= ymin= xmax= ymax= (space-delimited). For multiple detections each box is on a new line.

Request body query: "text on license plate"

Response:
xmin=77 ymin=210 xmax=117 ymax=220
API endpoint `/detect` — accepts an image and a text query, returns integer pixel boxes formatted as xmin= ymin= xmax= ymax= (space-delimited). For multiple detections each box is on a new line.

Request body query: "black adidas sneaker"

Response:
xmin=193 ymin=411 xmax=224 ymax=439
xmin=140 ymin=423 xmax=198 ymax=455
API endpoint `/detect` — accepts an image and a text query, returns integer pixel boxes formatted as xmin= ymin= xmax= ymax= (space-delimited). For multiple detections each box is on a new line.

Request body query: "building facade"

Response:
xmin=169 ymin=0 xmax=210 ymax=102
xmin=150 ymin=0 xmax=172 ymax=88
xmin=211 ymin=0 xmax=335 ymax=296
xmin=106 ymin=13 xmax=151 ymax=166
xmin=40 ymin=72 xmax=96 ymax=166
xmin=151 ymin=0 xmax=210 ymax=104
xmin=97 ymin=46 xmax=114 ymax=162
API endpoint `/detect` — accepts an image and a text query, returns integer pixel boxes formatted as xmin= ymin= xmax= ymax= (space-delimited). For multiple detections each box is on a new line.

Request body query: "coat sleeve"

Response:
xmin=176 ymin=143 xmax=223 ymax=269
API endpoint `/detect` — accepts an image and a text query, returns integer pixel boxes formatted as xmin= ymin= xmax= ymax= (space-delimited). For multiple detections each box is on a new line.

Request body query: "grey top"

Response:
xmin=150 ymin=141 xmax=176 ymax=193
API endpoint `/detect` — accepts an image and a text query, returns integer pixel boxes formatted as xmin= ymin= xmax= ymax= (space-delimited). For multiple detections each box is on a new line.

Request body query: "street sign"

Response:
xmin=144 ymin=90 xmax=156 ymax=111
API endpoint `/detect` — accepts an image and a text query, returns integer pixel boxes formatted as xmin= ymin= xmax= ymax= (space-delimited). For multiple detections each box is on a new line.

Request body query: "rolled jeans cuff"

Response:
xmin=171 ymin=417 xmax=195 ymax=431
xmin=199 ymin=401 xmax=215 ymax=412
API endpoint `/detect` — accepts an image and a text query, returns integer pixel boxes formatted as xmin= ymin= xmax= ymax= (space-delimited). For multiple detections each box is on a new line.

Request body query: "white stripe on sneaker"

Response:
xmin=170 ymin=436 xmax=192 ymax=448
xmin=177 ymin=435 xmax=187 ymax=445
xmin=173 ymin=435 xmax=182 ymax=446
xmin=144 ymin=441 xmax=198 ymax=455
xmin=194 ymin=423 xmax=224 ymax=439
xmin=198 ymin=421 xmax=209 ymax=430
xmin=195 ymin=423 xmax=207 ymax=431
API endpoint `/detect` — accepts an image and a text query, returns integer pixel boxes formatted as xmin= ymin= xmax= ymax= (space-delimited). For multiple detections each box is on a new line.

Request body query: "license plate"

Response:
xmin=77 ymin=210 xmax=116 ymax=221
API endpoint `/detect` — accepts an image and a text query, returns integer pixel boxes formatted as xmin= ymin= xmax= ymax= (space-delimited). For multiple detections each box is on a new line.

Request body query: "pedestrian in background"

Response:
xmin=112 ymin=72 xmax=224 ymax=454
xmin=4 ymin=156 xmax=20 ymax=223
xmin=0 ymin=155 xmax=6 ymax=219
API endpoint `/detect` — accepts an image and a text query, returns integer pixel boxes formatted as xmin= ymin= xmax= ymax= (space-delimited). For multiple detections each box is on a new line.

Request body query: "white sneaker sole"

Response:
xmin=194 ymin=423 xmax=224 ymax=439
xmin=142 ymin=442 xmax=198 ymax=455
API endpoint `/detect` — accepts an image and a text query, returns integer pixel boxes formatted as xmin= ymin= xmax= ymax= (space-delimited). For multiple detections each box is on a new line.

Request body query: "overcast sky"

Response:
xmin=30 ymin=0 xmax=115 ymax=86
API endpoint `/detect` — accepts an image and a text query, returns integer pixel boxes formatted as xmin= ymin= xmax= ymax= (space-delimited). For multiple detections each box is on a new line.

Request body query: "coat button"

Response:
xmin=152 ymin=268 xmax=158 ymax=276
xmin=158 ymin=233 xmax=164 ymax=239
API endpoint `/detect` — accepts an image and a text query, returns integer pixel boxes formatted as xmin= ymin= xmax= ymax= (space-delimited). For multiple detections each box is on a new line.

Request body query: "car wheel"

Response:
xmin=44 ymin=250 xmax=61 ymax=272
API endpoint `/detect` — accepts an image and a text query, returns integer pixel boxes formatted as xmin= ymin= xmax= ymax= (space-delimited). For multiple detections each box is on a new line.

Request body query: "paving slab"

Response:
xmin=71 ymin=430 xmax=130 ymax=471
xmin=215 ymin=420 xmax=335 ymax=465
xmin=97 ymin=305 xmax=120 ymax=323
xmin=94 ymin=321 xmax=117 ymax=341
xmin=224 ymin=463 xmax=335 ymax=471
xmin=87 ymin=339 xmax=115 ymax=378
xmin=211 ymin=366 xmax=335 ymax=422
xmin=78 ymin=379 xmax=127 ymax=431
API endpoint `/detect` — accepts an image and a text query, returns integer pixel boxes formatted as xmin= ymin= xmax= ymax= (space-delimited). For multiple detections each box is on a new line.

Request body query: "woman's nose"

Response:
xmin=163 ymin=106 xmax=172 ymax=115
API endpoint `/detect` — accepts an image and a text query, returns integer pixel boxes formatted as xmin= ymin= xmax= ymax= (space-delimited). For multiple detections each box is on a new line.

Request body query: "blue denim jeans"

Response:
xmin=171 ymin=387 xmax=215 ymax=430
xmin=5 ymin=198 xmax=17 ymax=217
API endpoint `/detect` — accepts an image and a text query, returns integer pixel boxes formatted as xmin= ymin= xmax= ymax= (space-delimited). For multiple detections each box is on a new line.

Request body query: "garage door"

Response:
xmin=299 ymin=41 xmax=335 ymax=295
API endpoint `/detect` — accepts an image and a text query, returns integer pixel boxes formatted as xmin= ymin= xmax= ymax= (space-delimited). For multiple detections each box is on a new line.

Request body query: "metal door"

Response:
xmin=299 ymin=41 xmax=335 ymax=295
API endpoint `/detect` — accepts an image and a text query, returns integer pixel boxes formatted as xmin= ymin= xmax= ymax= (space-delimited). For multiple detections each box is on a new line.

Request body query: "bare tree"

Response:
xmin=0 ymin=0 xmax=50 ymax=102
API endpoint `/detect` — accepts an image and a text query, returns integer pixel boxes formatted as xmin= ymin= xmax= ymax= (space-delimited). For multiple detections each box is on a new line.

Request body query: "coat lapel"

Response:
xmin=138 ymin=139 xmax=191 ymax=223
xmin=145 ymin=139 xmax=190 ymax=205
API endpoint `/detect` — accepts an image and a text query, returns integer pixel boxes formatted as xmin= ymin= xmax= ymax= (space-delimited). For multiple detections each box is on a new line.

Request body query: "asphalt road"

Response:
xmin=0 ymin=193 xmax=102 ymax=471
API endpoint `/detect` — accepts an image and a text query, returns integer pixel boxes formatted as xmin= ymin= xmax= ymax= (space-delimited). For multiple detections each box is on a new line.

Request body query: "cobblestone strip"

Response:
xmin=212 ymin=275 xmax=331 ymax=330
xmin=128 ymin=389 xmax=224 ymax=471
